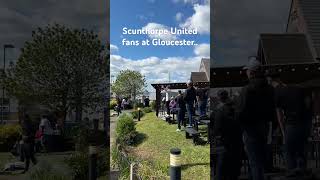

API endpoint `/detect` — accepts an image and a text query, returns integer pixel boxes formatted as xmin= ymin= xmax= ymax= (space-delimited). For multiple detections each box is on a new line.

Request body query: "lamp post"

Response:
xmin=1 ymin=44 xmax=14 ymax=124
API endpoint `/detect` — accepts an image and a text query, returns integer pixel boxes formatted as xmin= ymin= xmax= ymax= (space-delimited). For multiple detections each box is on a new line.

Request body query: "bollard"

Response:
xmin=89 ymin=145 xmax=98 ymax=180
xmin=138 ymin=108 xmax=141 ymax=121
xmin=170 ymin=148 xmax=181 ymax=180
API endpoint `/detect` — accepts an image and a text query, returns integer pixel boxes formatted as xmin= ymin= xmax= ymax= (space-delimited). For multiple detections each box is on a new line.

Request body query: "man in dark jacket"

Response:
xmin=176 ymin=90 xmax=186 ymax=131
xmin=236 ymin=59 xmax=276 ymax=180
xmin=184 ymin=80 xmax=197 ymax=127
xmin=196 ymin=87 xmax=209 ymax=117
xmin=21 ymin=114 xmax=37 ymax=173
xmin=214 ymin=90 xmax=242 ymax=180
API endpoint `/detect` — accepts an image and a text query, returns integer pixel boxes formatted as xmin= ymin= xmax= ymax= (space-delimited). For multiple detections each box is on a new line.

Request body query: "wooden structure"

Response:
xmin=151 ymin=82 xmax=209 ymax=117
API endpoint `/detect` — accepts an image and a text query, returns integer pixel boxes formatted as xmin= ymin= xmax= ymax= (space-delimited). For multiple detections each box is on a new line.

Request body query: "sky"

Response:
xmin=211 ymin=0 xmax=291 ymax=67
xmin=0 ymin=0 xmax=108 ymax=69
xmin=110 ymin=0 xmax=210 ymax=92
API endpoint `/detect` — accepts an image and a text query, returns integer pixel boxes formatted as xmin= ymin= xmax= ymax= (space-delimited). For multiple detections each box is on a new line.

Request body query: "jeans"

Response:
xmin=216 ymin=145 xmax=241 ymax=180
xmin=285 ymin=124 xmax=309 ymax=170
xmin=22 ymin=142 xmax=37 ymax=171
xmin=186 ymin=103 xmax=194 ymax=126
xmin=243 ymin=124 xmax=267 ymax=180
xmin=198 ymin=99 xmax=208 ymax=116
xmin=177 ymin=108 xmax=185 ymax=129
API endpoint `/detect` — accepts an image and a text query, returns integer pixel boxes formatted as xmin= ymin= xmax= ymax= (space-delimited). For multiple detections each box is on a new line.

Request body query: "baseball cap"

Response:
xmin=243 ymin=57 xmax=261 ymax=71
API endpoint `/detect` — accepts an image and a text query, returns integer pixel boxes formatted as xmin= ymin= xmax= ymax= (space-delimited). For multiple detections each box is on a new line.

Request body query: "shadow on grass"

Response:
xmin=181 ymin=162 xmax=210 ymax=170
xmin=133 ymin=133 xmax=148 ymax=146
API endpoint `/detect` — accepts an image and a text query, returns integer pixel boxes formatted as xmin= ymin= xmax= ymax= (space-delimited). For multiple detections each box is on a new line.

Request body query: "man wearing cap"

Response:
xmin=214 ymin=90 xmax=242 ymax=180
xmin=184 ymin=80 xmax=197 ymax=127
xmin=235 ymin=58 xmax=276 ymax=180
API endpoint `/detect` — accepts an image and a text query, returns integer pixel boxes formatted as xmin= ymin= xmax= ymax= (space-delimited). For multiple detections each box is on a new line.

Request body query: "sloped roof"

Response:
xmin=298 ymin=0 xmax=320 ymax=59
xmin=258 ymin=33 xmax=315 ymax=65
xmin=190 ymin=72 xmax=208 ymax=83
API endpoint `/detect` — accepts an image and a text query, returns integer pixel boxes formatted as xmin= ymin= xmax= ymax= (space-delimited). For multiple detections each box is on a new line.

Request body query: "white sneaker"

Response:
xmin=176 ymin=129 xmax=181 ymax=132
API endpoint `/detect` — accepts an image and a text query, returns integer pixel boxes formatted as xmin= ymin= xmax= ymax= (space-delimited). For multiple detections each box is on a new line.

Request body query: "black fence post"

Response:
xmin=89 ymin=145 xmax=98 ymax=180
xmin=138 ymin=108 xmax=141 ymax=121
xmin=170 ymin=148 xmax=181 ymax=180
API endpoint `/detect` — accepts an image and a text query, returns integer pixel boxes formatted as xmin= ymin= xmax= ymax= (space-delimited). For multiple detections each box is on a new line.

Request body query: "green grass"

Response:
xmin=130 ymin=112 xmax=210 ymax=180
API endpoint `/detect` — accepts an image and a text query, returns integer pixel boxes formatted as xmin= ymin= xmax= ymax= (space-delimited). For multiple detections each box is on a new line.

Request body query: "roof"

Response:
xmin=151 ymin=82 xmax=209 ymax=90
xmin=287 ymin=0 xmax=320 ymax=59
xmin=210 ymin=63 xmax=320 ymax=88
xmin=258 ymin=33 xmax=315 ymax=65
xmin=298 ymin=0 xmax=320 ymax=59
xmin=199 ymin=58 xmax=210 ymax=81
xmin=190 ymin=72 xmax=208 ymax=83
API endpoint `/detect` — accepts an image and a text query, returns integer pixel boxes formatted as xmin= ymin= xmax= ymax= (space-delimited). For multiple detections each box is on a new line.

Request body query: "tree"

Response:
xmin=5 ymin=24 xmax=108 ymax=123
xmin=111 ymin=70 xmax=146 ymax=101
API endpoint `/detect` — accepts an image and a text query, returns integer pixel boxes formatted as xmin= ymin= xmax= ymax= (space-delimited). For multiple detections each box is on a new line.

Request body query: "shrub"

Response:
xmin=133 ymin=102 xmax=144 ymax=110
xmin=110 ymin=98 xmax=118 ymax=110
xmin=150 ymin=100 xmax=156 ymax=110
xmin=142 ymin=107 xmax=152 ymax=113
xmin=131 ymin=110 xmax=145 ymax=119
xmin=0 ymin=124 xmax=22 ymax=151
xmin=65 ymin=149 xmax=109 ymax=180
xmin=116 ymin=113 xmax=137 ymax=145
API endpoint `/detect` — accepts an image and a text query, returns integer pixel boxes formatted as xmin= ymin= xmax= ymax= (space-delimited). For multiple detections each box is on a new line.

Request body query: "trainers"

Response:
xmin=176 ymin=129 xmax=181 ymax=132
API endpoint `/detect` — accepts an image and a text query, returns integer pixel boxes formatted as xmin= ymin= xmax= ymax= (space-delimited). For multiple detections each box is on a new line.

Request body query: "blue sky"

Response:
xmin=110 ymin=0 xmax=210 ymax=91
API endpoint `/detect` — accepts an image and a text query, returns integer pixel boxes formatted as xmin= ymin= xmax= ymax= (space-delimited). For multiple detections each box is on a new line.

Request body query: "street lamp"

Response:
xmin=1 ymin=44 xmax=14 ymax=124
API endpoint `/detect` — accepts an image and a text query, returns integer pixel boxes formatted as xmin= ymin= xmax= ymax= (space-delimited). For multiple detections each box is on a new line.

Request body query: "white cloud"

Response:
xmin=142 ymin=22 xmax=177 ymax=41
xmin=194 ymin=43 xmax=210 ymax=57
xmin=110 ymin=44 xmax=119 ymax=53
xmin=180 ymin=3 xmax=210 ymax=34
xmin=175 ymin=12 xmax=184 ymax=22
xmin=172 ymin=0 xmax=199 ymax=4
xmin=110 ymin=55 xmax=202 ymax=84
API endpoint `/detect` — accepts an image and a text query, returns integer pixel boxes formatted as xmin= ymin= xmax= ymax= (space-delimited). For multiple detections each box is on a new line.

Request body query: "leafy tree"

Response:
xmin=5 ymin=24 xmax=108 ymax=122
xmin=111 ymin=70 xmax=146 ymax=101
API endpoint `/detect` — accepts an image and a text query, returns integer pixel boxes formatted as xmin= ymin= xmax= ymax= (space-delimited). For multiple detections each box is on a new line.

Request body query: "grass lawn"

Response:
xmin=130 ymin=112 xmax=210 ymax=180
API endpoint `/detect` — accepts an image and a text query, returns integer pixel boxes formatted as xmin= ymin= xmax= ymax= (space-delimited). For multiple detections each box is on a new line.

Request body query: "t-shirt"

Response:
xmin=275 ymin=85 xmax=312 ymax=125
xmin=40 ymin=118 xmax=53 ymax=135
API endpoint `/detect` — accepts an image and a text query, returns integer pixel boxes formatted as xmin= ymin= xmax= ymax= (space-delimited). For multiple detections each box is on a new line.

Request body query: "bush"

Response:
xmin=150 ymin=100 xmax=156 ymax=110
xmin=65 ymin=150 xmax=108 ymax=180
xmin=0 ymin=124 xmax=22 ymax=151
xmin=110 ymin=98 xmax=118 ymax=110
xmin=142 ymin=107 xmax=152 ymax=113
xmin=131 ymin=110 xmax=145 ymax=119
xmin=116 ymin=113 xmax=137 ymax=145
xmin=133 ymin=102 xmax=144 ymax=109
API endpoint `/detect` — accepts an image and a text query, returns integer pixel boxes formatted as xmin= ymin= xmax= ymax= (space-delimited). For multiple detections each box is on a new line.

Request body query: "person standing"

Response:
xmin=269 ymin=72 xmax=312 ymax=175
xmin=214 ymin=90 xmax=242 ymax=180
xmin=116 ymin=96 xmax=122 ymax=116
xmin=40 ymin=114 xmax=53 ymax=152
xmin=197 ymin=87 xmax=209 ymax=118
xmin=176 ymin=90 xmax=186 ymax=131
xmin=184 ymin=80 xmax=197 ymax=127
xmin=21 ymin=114 xmax=37 ymax=173
xmin=235 ymin=59 xmax=276 ymax=180
xmin=144 ymin=96 xmax=150 ymax=107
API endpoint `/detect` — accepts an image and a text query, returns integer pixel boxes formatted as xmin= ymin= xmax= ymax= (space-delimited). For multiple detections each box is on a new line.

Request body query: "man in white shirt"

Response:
xmin=40 ymin=115 xmax=53 ymax=152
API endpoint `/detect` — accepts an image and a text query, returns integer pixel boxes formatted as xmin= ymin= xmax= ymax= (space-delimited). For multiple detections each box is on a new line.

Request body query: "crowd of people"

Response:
xmin=212 ymin=59 xmax=313 ymax=180
xmin=12 ymin=112 xmax=61 ymax=173
xmin=162 ymin=81 xmax=210 ymax=132
xmin=115 ymin=96 xmax=150 ymax=116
